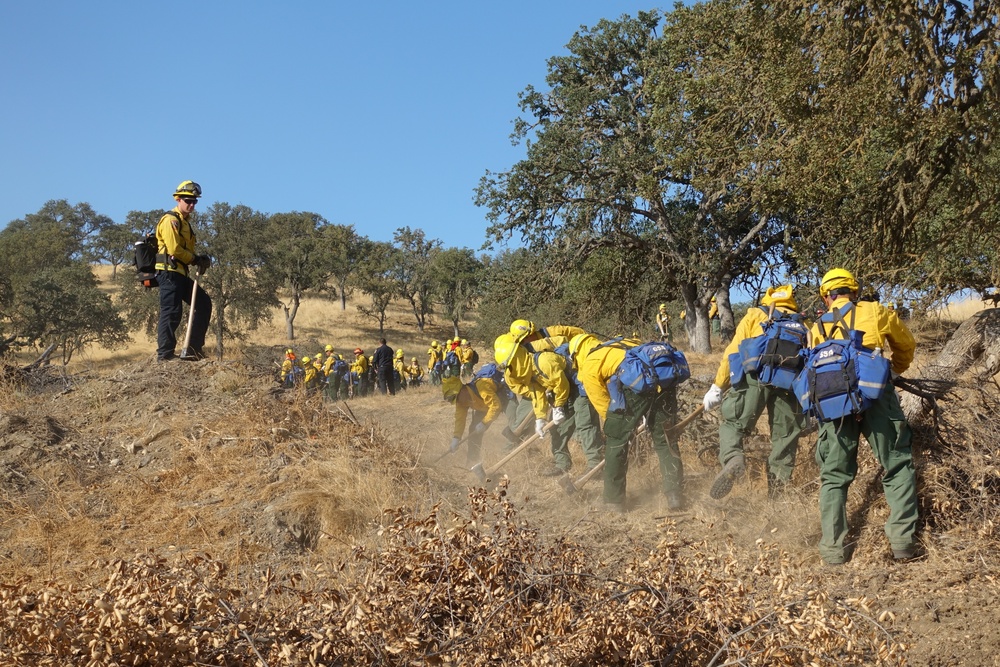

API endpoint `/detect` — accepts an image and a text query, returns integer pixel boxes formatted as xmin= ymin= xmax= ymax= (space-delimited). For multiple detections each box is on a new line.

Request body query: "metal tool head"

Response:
xmin=470 ymin=462 xmax=486 ymax=482
xmin=557 ymin=472 xmax=577 ymax=495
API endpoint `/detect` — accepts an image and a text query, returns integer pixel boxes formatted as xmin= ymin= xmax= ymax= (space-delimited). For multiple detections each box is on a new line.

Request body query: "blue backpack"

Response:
xmin=442 ymin=350 xmax=462 ymax=377
xmin=594 ymin=338 xmax=690 ymax=395
xmin=737 ymin=307 xmax=808 ymax=390
xmin=792 ymin=302 xmax=891 ymax=421
xmin=471 ymin=362 xmax=514 ymax=401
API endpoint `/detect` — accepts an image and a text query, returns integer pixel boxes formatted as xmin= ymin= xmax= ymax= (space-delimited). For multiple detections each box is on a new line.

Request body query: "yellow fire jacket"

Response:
xmin=810 ymin=297 xmax=915 ymax=375
xmin=154 ymin=207 xmax=197 ymax=276
xmin=427 ymin=346 xmax=443 ymax=371
xmin=503 ymin=347 xmax=569 ymax=418
xmin=452 ymin=378 xmax=505 ymax=437
xmin=570 ymin=334 xmax=628 ymax=420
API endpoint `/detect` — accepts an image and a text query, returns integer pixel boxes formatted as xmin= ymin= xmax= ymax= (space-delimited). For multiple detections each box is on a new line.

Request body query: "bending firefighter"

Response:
xmin=441 ymin=366 xmax=516 ymax=465
xmin=568 ymin=333 xmax=685 ymax=512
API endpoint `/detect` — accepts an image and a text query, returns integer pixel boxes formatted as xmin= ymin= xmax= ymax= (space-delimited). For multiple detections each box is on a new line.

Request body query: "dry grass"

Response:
xmin=1 ymin=269 xmax=998 ymax=664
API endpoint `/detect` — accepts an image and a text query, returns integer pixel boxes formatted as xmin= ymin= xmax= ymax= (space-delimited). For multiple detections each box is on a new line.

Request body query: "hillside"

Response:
xmin=1 ymin=295 xmax=998 ymax=665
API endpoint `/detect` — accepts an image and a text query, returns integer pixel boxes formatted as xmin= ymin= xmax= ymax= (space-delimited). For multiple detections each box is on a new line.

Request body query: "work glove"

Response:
xmin=473 ymin=421 xmax=488 ymax=435
xmin=551 ymin=406 xmax=567 ymax=425
xmin=449 ymin=437 xmax=461 ymax=453
xmin=535 ymin=419 xmax=547 ymax=440
xmin=193 ymin=255 xmax=212 ymax=273
xmin=703 ymin=384 xmax=724 ymax=412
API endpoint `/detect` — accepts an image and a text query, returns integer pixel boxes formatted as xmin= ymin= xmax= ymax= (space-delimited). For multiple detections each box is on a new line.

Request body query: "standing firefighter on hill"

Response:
xmin=703 ymin=285 xmax=809 ymax=499
xmin=807 ymin=268 xmax=918 ymax=565
xmin=155 ymin=180 xmax=212 ymax=361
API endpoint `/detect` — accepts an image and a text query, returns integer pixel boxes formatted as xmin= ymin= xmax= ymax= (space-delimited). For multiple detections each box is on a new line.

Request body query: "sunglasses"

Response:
xmin=181 ymin=197 xmax=199 ymax=205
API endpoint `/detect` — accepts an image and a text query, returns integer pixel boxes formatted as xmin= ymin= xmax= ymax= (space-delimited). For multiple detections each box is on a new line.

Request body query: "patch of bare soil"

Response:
xmin=0 ymin=331 xmax=997 ymax=665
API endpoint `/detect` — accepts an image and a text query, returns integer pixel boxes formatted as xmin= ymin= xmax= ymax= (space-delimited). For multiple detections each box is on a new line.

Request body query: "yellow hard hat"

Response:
xmin=395 ymin=349 xmax=404 ymax=358
xmin=431 ymin=340 xmax=439 ymax=348
xmin=820 ymin=268 xmax=859 ymax=297
xmin=302 ymin=356 xmax=311 ymax=364
xmin=442 ymin=376 xmax=462 ymax=402
xmin=761 ymin=284 xmax=797 ymax=311
xmin=410 ymin=357 xmax=417 ymax=363
xmin=325 ymin=344 xmax=334 ymax=352
xmin=888 ymin=302 xmax=897 ymax=309
xmin=659 ymin=303 xmax=667 ymax=311
xmin=711 ymin=295 xmax=717 ymax=302
xmin=509 ymin=319 xmax=536 ymax=342
xmin=461 ymin=339 xmax=468 ymax=345
xmin=493 ymin=333 xmax=520 ymax=369
xmin=568 ymin=333 xmax=596 ymax=358
xmin=285 ymin=348 xmax=294 ymax=356
xmin=173 ymin=180 xmax=202 ymax=198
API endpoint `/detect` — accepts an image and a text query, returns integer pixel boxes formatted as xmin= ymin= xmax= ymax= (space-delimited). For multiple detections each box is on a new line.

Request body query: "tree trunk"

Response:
xmin=716 ymin=286 xmax=735 ymax=344
xmin=340 ymin=285 xmax=347 ymax=310
xmin=680 ymin=282 xmax=712 ymax=354
xmin=214 ymin=301 xmax=226 ymax=359
xmin=900 ymin=308 xmax=1000 ymax=421
xmin=284 ymin=294 xmax=300 ymax=340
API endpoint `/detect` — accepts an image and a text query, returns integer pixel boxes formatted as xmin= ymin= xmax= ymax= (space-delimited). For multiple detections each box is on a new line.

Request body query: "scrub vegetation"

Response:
xmin=1 ymin=291 xmax=998 ymax=665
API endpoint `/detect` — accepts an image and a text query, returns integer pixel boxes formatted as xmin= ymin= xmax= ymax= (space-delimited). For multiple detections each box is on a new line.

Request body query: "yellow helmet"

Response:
xmin=659 ymin=303 xmax=667 ymax=311
xmin=888 ymin=302 xmax=897 ymax=309
xmin=442 ymin=376 xmax=462 ymax=402
xmin=761 ymin=284 xmax=797 ymax=311
xmin=493 ymin=333 xmax=519 ymax=369
xmin=173 ymin=180 xmax=202 ymax=198
xmin=568 ymin=333 xmax=595 ymax=358
xmin=395 ymin=349 xmax=404 ymax=358
xmin=410 ymin=357 xmax=417 ymax=363
xmin=325 ymin=344 xmax=334 ymax=352
xmin=461 ymin=339 xmax=468 ymax=345
xmin=819 ymin=268 xmax=859 ymax=297
xmin=431 ymin=340 xmax=439 ymax=348
xmin=302 ymin=356 xmax=311 ymax=364
xmin=509 ymin=319 xmax=536 ymax=342
xmin=284 ymin=348 xmax=294 ymax=356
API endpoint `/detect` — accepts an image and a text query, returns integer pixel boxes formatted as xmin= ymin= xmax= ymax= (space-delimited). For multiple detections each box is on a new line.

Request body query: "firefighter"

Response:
xmin=568 ymin=333 xmax=683 ymax=512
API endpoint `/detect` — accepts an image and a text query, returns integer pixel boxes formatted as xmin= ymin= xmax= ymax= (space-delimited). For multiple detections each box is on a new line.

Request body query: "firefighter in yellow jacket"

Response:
xmin=809 ymin=268 xmax=918 ymax=564
xmin=568 ymin=333 xmax=683 ymax=512
xmin=442 ymin=373 xmax=510 ymax=465
xmin=155 ymin=180 xmax=212 ymax=361
xmin=405 ymin=357 xmax=423 ymax=387
xmin=458 ymin=339 xmax=476 ymax=380
xmin=427 ymin=340 xmax=444 ymax=386
xmin=495 ymin=333 xmax=580 ymax=476
xmin=703 ymin=285 xmax=808 ymax=500
xmin=509 ymin=320 xmax=604 ymax=471
xmin=352 ymin=348 xmax=370 ymax=396
xmin=280 ymin=349 xmax=302 ymax=388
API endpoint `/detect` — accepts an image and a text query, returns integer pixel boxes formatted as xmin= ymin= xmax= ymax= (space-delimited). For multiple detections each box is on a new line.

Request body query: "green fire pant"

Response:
xmin=602 ymin=387 xmax=680 ymax=505
xmin=814 ymin=387 xmax=919 ymax=563
xmin=718 ymin=373 xmax=807 ymax=482
xmin=572 ymin=392 xmax=604 ymax=469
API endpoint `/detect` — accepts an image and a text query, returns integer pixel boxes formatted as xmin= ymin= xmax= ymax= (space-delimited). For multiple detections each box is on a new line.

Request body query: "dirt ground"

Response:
xmin=2 ymin=330 xmax=999 ymax=665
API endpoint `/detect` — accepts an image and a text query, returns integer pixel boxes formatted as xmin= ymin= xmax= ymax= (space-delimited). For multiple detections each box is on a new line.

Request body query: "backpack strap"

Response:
xmin=820 ymin=301 xmax=856 ymax=341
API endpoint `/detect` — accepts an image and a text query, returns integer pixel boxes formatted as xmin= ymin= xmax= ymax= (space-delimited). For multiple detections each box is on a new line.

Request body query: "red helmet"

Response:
xmin=354 ymin=348 xmax=363 ymax=355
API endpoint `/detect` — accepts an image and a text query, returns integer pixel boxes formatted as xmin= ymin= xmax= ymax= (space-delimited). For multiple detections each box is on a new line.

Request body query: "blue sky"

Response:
xmin=1 ymin=2 xmax=662 ymax=249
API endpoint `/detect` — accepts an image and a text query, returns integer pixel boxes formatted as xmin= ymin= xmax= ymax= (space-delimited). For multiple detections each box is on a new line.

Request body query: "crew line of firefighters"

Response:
xmin=279 ymin=337 xmax=477 ymax=397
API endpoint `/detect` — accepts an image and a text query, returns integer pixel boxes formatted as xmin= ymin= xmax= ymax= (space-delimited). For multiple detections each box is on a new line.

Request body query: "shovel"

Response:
xmin=179 ymin=266 xmax=204 ymax=360
xmin=470 ymin=420 xmax=553 ymax=483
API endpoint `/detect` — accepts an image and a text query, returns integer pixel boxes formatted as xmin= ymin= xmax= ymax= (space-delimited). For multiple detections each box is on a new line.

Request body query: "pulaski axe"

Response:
xmin=470 ymin=419 xmax=554 ymax=483
xmin=560 ymin=405 xmax=706 ymax=495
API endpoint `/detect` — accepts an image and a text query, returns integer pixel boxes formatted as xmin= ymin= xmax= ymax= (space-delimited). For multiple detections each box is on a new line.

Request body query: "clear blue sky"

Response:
xmin=1 ymin=2 xmax=662 ymax=248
